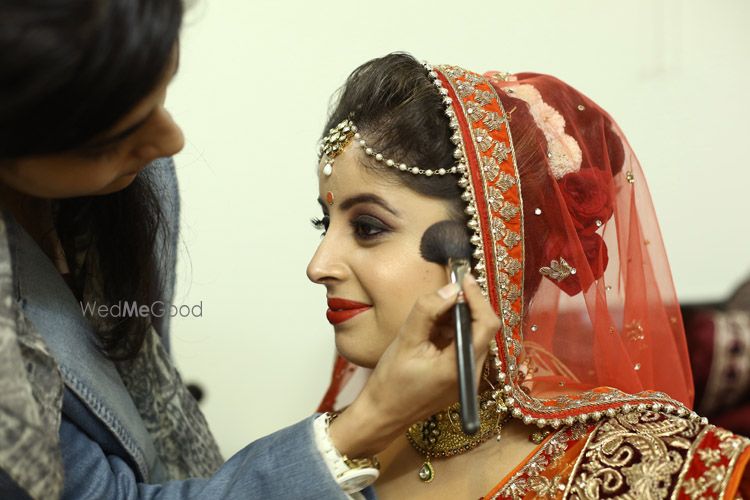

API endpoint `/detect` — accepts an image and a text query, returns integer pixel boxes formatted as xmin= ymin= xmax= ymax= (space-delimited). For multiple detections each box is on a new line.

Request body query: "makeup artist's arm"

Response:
xmin=59 ymin=413 xmax=356 ymax=500
xmin=55 ymin=276 xmax=496 ymax=500
xmin=329 ymin=274 xmax=500 ymax=458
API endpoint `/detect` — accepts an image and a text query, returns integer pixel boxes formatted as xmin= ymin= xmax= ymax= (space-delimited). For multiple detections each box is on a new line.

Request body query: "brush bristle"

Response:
xmin=420 ymin=220 xmax=473 ymax=265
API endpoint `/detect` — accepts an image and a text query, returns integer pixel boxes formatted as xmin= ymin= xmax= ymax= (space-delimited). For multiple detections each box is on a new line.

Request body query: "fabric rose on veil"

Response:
xmin=559 ymin=167 xmax=613 ymax=234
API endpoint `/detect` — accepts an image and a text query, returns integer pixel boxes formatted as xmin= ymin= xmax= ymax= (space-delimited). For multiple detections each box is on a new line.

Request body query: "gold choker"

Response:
xmin=406 ymin=389 xmax=510 ymax=482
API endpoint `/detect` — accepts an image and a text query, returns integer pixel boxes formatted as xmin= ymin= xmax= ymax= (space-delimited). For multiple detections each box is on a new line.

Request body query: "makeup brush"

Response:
xmin=420 ymin=220 xmax=479 ymax=435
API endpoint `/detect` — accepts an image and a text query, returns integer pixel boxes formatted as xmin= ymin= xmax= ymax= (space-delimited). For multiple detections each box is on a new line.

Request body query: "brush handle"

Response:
xmin=454 ymin=301 xmax=479 ymax=434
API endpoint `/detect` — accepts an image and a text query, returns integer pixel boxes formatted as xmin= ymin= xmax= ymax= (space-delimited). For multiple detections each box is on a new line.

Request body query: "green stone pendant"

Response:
xmin=418 ymin=460 xmax=434 ymax=483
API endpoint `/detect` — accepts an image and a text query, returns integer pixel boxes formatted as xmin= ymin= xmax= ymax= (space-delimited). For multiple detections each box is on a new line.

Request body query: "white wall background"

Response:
xmin=167 ymin=0 xmax=750 ymax=456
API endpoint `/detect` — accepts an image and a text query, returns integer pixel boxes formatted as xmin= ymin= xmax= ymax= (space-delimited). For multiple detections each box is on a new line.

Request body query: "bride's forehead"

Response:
xmin=316 ymin=143 xmax=453 ymax=215
xmin=319 ymin=144 xmax=390 ymax=188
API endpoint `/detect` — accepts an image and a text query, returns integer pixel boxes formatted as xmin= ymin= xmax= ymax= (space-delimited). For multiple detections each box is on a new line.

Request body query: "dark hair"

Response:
xmin=0 ymin=0 xmax=183 ymax=157
xmin=0 ymin=0 xmax=184 ymax=359
xmin=322 ymin=53 xmax=466 ymax=221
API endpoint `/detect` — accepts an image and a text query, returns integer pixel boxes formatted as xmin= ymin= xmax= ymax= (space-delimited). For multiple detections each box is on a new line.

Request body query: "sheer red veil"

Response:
xmin=318 ymin=63 xmax=695 ymax=428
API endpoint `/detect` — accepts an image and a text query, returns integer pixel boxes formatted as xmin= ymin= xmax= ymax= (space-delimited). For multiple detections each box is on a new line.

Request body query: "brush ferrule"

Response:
xmin=448 ymin=258 xmax=471 ymax=303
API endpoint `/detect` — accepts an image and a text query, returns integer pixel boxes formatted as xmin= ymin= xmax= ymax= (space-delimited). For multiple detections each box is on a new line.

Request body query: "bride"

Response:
xmin=308 ymin=53 xmax=750 ymax=499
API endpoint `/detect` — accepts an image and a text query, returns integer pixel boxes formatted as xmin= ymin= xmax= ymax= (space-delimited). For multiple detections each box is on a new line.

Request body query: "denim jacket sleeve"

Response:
xmin=59 ymin=413 xmax=370 ymax=500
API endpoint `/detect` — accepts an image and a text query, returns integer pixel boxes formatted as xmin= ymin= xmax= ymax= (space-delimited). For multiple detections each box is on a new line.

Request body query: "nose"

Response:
xmin=134 ymin=107 xmax=185 ymax=162
xmin=306 ymin=230 xmax=348 ymax=285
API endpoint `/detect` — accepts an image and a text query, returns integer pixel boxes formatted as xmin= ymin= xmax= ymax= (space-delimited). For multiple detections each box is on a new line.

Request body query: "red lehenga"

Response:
xmin=484 ymin=413 xmax=750 ymax=499
xmin=318 ymin=63 xmax=750 ymax=499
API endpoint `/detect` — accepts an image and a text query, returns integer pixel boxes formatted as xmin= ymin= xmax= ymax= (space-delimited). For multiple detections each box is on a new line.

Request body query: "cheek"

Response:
xmin=55 ymin=167 xmax=124 ymax=197
xmin=11 ymin=158 xmax=135 ymax=198
xmin=365 ymin=248 xmax=448 ymax=335
xmin=92 ymin=171 xmax=139 ymax=195
xmin=0 ymin=163 xmax=89 ymax=198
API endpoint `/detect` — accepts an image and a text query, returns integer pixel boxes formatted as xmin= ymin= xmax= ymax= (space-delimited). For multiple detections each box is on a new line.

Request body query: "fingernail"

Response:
xmin=438 ymin=283 xmax=460 ymax=299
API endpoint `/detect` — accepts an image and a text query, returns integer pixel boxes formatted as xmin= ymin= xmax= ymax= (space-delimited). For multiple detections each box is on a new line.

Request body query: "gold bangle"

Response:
xmin=327 ymin=410 xmax=381 ymax=472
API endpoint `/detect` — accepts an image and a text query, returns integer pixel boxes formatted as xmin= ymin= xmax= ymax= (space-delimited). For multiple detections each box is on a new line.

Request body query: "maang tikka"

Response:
xmin=318 ymin=119 xmax=357 ymax=177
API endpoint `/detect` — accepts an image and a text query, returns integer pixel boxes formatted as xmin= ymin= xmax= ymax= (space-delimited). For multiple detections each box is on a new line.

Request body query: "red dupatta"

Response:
xmin=319 ymin=63 xmax=695 ymax=429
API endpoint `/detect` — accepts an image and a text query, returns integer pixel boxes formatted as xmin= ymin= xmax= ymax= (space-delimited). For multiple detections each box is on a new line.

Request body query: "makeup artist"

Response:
xmin=0 ymin=1 xmax=500 ymax=499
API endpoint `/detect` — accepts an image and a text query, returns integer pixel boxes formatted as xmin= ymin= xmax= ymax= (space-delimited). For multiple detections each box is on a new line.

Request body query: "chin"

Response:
xmin=335 ymin=337 xmax=380 ymax=370
xmin=94 ymin=173 xmax=139 ymax=195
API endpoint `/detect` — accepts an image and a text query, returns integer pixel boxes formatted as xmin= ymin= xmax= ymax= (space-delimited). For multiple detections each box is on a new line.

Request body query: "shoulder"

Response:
xmin=568 ymin=411 xmax=750 ymax=499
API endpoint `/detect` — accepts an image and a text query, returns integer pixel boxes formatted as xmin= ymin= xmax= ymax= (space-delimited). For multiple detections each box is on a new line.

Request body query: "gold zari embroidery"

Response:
xmin=484 ymin=111 xmax=506 ymax=131
xmin=567 ymin=412 xmax=700 ymax=499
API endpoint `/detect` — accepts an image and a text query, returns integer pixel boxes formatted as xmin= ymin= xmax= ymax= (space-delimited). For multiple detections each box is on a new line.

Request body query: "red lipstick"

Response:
xmin=326 ymin=297 xmax=371 ymax=325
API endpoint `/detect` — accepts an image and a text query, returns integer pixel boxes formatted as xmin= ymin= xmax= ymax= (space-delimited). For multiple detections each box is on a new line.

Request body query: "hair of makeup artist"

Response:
xmin=0 ymin=0 xmax=184 ymax=359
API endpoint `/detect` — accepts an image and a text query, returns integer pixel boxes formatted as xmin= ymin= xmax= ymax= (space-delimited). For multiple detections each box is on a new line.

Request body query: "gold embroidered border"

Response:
xmin=670 ymin=425 xmax=750 ymax=499
xmin=566 ymin=412 xmax=703 ymax=499
xmin=719 ymin=430 xmax=750 ymax=496
xmin=670 ymin=425 xmax=713 ymax=499
xmin=561 ymin=420 xmax=605 ymax=497
xmin=436 ymin=64 xmax=525 ymax=404
xmin=492 ymin=423 xmax=590 ymax=500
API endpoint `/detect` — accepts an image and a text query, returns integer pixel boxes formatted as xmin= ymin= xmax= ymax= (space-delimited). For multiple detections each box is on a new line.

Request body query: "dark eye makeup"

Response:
xmin=350 ymin=214 xmax=389 ymax=240
xmin=310 ymin=212 xmax=391 ymax=242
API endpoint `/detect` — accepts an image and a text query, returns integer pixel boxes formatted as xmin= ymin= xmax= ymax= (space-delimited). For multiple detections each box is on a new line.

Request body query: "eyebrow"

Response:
xmin=317 ymin=193 xmax=400 ymax=217
xmin=81 ymin=56 xmax=181 ymax=151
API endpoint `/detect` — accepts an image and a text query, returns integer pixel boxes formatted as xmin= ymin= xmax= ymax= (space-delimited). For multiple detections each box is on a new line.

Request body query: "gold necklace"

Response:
xmin=406 ymin=389 xmax=510 ymax=483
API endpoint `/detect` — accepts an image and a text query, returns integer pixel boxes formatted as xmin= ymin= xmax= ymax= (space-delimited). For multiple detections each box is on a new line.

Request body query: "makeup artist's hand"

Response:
xmin=329 ymin=274 xmax=500 ymax=458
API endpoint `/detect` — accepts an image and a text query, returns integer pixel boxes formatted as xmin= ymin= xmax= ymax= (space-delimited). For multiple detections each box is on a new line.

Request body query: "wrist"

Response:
xmin=329 ymin=389 xmax=403 ymax=458
xmin=314 ymin=413 xmax=380 ymax=494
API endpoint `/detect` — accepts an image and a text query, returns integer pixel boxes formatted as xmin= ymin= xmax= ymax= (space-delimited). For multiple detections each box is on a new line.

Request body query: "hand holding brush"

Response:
xmin=420 ymin=220 xmax=480 ymax=434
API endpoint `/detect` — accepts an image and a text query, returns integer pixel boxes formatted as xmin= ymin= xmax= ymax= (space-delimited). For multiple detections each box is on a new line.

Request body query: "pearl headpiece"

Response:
xmin=317 ymin=62 xmax=474 ymax=180
xmin=318 ymin=118 xmax=465 ymax=178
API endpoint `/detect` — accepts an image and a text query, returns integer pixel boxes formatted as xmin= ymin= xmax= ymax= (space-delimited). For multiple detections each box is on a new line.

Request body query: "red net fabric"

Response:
xmin=487 ymin=72 xmax=693 ymax=412
xmin=318 ymin=65 xmax=695 ymax=427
